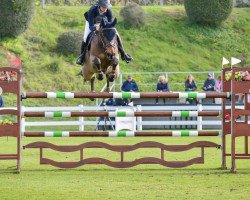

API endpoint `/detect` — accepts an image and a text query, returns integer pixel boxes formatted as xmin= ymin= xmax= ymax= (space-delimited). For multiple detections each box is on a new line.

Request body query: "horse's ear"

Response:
xmin=111 ymin=18 xmax=117 ymax=27
xmin=101 ymin=18 xmax=106 ymax=28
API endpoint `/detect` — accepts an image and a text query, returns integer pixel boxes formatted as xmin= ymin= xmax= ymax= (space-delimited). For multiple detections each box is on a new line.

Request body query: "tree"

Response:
xmin=184 ymin=0 xmax=233 ymax=26
xmin=0 ymin=0 xmax=36 ymax=37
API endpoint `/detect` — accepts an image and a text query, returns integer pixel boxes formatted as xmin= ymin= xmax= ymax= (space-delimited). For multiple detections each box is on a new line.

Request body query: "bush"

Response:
xmin=0 ymin=0 xmax=35 ymax=37
xmin=56 ymin=30 xmax=83 ymax=56
xmin=120 ymin=3 xmax=145 ymax=28
xmin=184 ymin=0 xmax=233 ymax=26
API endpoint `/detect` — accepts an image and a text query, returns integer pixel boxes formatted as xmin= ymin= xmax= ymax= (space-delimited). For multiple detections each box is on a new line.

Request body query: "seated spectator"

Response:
xmin=0 ymin=95 xmax=3 ymax=120
xmin=202 ymin=72 xmax=215 ymax=104
xmin=214 ymin=75 xmax=223 ymax=104
xmin=215 ymin=75 xmax=222 ymax=92
xmin=202 ymin=73 xmax=215 ymax=92
xmin=0 ymin=95 xmax=4 ymax=108
xmin=121 ymin=75 xmax=138 ymax=92
xmin=185 ymin=74 xmax=197 ymax=104
xmin=121 ymin=75 xmax=138 ymax=105
xmin=156 ymin=75 xmax=169 ymax=104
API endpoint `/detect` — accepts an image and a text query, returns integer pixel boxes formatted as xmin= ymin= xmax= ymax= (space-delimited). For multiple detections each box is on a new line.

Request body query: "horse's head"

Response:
xmin=99 ymin=18 xmax=118 ymax=60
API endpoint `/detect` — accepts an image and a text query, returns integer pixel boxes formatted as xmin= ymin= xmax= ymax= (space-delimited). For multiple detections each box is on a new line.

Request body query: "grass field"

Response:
xmin=0 ymin=136 xmax=250 ymax=200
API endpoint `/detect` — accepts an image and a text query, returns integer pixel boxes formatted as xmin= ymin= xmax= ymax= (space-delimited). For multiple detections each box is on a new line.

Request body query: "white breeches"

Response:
xmin=83 ymin=21 xmax=91 ymax=43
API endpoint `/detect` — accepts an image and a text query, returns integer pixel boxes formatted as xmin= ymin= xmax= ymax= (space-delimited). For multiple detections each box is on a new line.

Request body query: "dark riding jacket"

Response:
xmin=156 ymin=82 xmax=169 ymax=92
xmin=121 ymin=80 xmax=138 ymax=92
xmin=202 ymin=78 xmax=215 ymax=91
xmin=84 ymin=4 xmax=113 ymax=32
xmin=185 ymin=80 xmax=197 ymax=91
xmin=0 ymin=96 xmax=4 ymax=107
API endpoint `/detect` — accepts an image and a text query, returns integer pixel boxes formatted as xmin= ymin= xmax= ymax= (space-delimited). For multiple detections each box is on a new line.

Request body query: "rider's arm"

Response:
xmin=88 ymin=6 xmax=98 ymax=31
xmin=106 ymin=9 xmax=113 ymax=23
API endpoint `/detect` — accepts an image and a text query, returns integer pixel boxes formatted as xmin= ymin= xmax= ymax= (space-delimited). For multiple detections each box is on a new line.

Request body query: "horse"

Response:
xmin=82 ymin=18 xmax=120 ymax=93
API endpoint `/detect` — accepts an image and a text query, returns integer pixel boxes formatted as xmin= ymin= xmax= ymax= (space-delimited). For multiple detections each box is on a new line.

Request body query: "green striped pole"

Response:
xmin=23 ymin=92 xmax=230 ymax=99
xmin=23 ymin=111 xmax=220 ymax=117
xmin=23 ymin=130 xmax=222 ymax=137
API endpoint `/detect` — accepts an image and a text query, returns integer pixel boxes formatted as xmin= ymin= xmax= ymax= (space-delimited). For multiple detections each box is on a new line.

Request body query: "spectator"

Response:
xmin=0 ymin=95 xmax=4 ymax=108
xmin=0 ymin=95 xmax=3 ymax=120
xmin=202 ymin=73 xmax=215 ymax=92
xmin=185 ymin=74 xmax=197 ymax=104
xmin=121 ymin=75 xmax=138 ymax=105
xmin=121 ymin=75 xmax=138 ymax=92
xmin=202 ymin=72 xmax=215 ymax=104
xmin=156 ymin=75 xmax=169 ymax=104
xmin=215 ymin=75 xmax=222 ymax=92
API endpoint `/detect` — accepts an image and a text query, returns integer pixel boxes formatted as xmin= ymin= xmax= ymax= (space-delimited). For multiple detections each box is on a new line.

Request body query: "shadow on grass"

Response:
xmin=1 ymin=167 xmax=247 ymax=176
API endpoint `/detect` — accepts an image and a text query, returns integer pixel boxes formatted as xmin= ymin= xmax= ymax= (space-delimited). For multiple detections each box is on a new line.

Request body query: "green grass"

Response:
xmin=0 ymin=136 xmax=250 ymax=199
xmin=0 ymin=6 xmax=250 ymax=106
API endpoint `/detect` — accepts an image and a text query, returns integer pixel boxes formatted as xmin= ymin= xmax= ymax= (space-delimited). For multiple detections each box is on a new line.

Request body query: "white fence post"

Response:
xmin=137 ymin=105 xmax=142 ymax=131
xmin=197 ymin=104 xmax=203 ymax=131
xmin=119 ymin=73 xmax=123 ymax=91
xmin=42 ymin=0 xmax=46 ymax=9
xmin=79 ymin=105 xmax=84 ymax=131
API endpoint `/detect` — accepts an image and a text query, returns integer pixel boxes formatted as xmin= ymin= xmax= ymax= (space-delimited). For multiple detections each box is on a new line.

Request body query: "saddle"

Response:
xmin=86 ymin=31 xmax=95 ymax=51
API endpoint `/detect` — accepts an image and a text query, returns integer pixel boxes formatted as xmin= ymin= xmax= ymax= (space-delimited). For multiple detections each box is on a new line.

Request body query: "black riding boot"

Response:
xmin=117 ymin=35 xmax=133 ymax=63
xmin=76 ymin=41 xmax=87 ymax=65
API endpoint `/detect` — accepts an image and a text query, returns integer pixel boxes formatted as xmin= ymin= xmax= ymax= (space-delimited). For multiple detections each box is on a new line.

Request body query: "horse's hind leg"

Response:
xmin=93 ymin=57 xmax=104 ymax=80
xmin=89 ymin=76 xmax=95 ymax=101
xmin=91 ymin=76 xmax=95 ymax=92
xmin=106 ymin=74 xmax=110 ymax=92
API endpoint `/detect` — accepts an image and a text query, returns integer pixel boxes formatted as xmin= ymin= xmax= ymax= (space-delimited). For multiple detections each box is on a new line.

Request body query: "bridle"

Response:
xmin=97 ymin=28 xmax=118 ymax=60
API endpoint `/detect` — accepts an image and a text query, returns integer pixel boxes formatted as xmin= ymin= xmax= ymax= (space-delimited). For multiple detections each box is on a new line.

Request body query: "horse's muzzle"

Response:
xmin=107 ymin=53 xmax=115 ymax=61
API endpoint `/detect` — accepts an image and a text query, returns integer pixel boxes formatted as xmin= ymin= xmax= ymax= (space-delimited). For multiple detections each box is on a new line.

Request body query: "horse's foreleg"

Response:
xmin=108 ymin=58 xmax=119 ymax=82
xmin=93 ymin=57 xmax=104 ymax=81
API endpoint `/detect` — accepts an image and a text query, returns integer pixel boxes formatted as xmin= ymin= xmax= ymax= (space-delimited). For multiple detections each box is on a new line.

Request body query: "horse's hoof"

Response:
xmin=96 ymin=73 xmax=104 ymax=81
xmin=108 ymin=75 xmax=115 ymax=82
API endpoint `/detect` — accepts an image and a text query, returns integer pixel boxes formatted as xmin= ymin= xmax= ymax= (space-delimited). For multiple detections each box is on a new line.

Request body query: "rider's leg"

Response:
xmin=76 ymin=21 xmax=91 ymax=65
xmin=116 ymin=32 xmax=133 ymax=63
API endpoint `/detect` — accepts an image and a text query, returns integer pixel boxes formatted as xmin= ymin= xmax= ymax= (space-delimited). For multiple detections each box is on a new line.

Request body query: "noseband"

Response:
xmin=98 ymin=28 xmax=117 ymax=60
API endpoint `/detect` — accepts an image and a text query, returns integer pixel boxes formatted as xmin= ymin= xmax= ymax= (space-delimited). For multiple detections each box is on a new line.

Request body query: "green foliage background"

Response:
xmin=0 ymin=6 xmax=249 ymax=107
xmin=0 ymin=0 xmax=36 ymax=37
xmin=184 ymin=0 xmax=233 ymax=25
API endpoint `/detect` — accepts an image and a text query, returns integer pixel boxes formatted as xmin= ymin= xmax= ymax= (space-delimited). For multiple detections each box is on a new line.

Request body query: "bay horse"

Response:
xmin=82 ymin=18 xmax=119 ymax=93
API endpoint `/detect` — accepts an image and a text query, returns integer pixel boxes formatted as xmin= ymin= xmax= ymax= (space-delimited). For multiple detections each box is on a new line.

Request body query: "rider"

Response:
xmin=76 ymin=0 xmax=133 ymax=65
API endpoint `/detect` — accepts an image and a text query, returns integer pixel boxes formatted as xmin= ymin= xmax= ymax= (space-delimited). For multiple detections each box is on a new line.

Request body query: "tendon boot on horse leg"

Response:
xmin=76 ymin=41 xmax=87 ymax=65
xmin=93 ymin=57 xmax=104 ymax=80
xmin=117 ymin=34 xmax=133 ymax=63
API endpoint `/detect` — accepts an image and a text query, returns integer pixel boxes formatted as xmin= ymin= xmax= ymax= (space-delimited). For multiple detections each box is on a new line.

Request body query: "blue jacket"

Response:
xmin=202 ymin=78 xmax=215 ymax=91
xmin=185 ymin=80 xmax=197 ymax=91
xmin=156 ymin=82 xmax=169 ymax=92
xmin=0 ymin=96 xmax=4 ymax=107
xmin=121 ymin=80 xmax=138 ymax=92
xmin=84 ymin=4 xmax=113 ymax=31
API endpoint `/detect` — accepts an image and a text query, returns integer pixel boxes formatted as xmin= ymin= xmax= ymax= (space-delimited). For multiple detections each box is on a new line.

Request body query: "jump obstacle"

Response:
xmin=0 ymin=66 xmax=250 ymax=173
